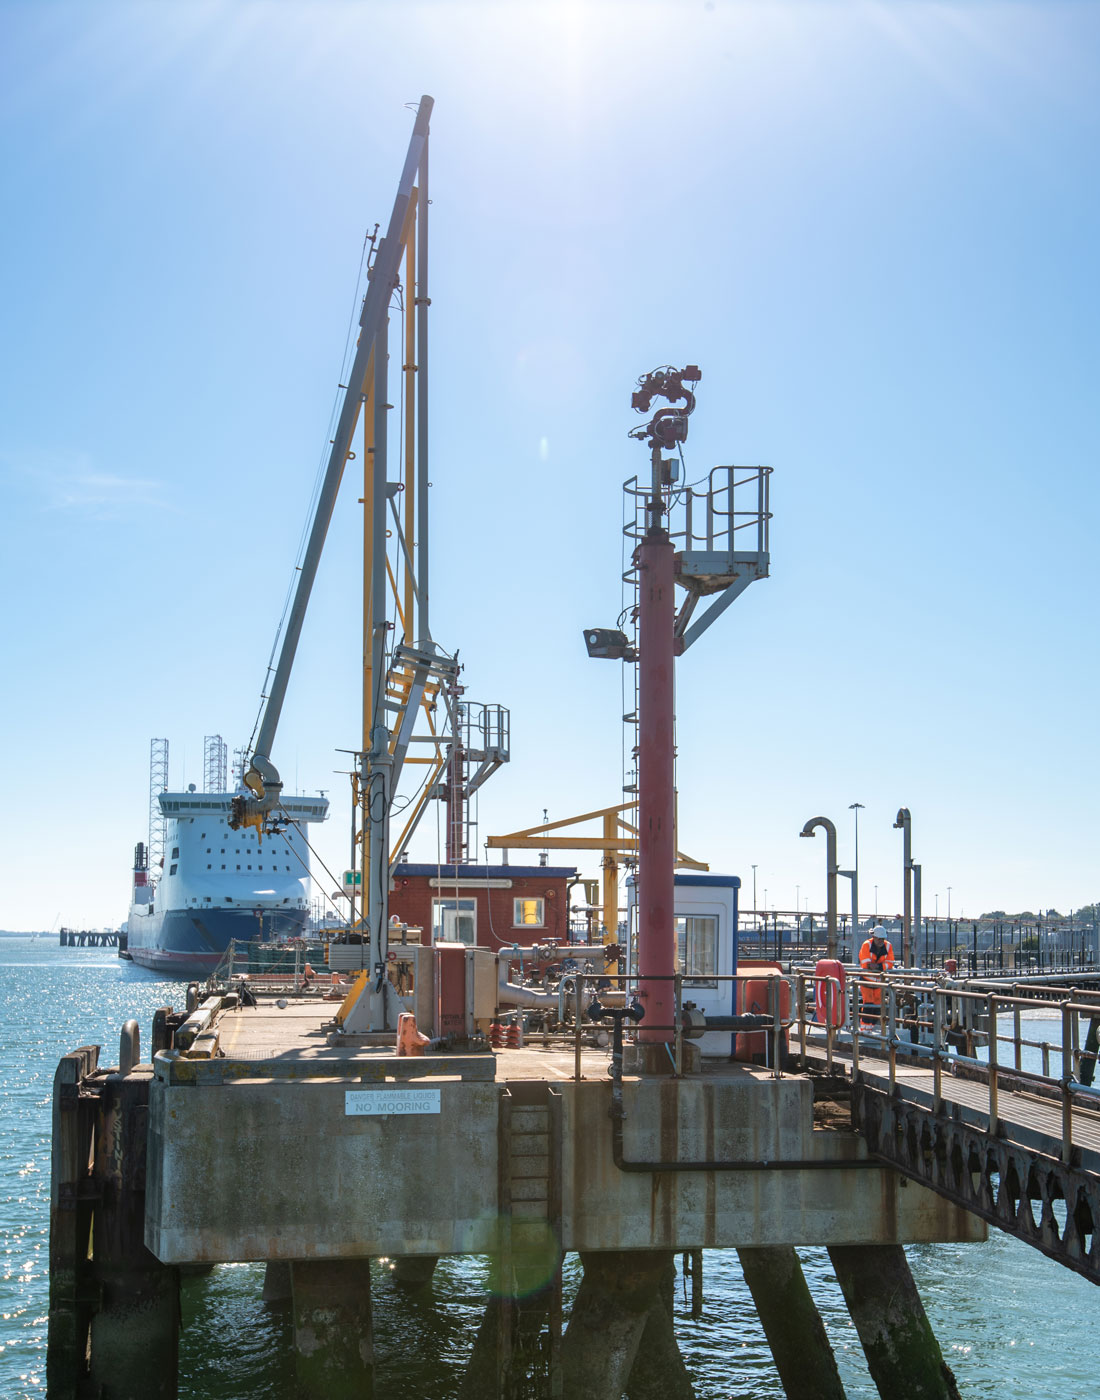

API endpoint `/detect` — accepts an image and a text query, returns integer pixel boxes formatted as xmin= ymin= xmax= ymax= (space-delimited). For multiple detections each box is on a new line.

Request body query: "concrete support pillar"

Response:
xmin=626 ymin=1255 xmax=695 ymax=1400
xmin=391 ymin=1254 xmax=439 ymax=1288
xmin=560 ymin=1250 xmax=676 ymax=1400
xmin=88 ymin=1069 xmax=179 ymax=1400
xmin=738 ymin=1246 xmax=846 ymax=1400
xmin=827 ymin=1245 xmax=960 ymax=1400
xmin=291 ymin=1258 xmax=373 ymax=1400
xmin=459 ymin=1288 xmax=549 ymax=1400
xmin=262 ymin=1261 xmax=293 ymax=1307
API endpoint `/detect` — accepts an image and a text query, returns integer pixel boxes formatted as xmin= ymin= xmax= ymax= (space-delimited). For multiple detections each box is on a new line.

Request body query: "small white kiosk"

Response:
xmin=626 ymin=872 xmax=740 ymax=1058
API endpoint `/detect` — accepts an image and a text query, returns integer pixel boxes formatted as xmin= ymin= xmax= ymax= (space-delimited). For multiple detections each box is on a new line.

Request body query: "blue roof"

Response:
xmin=394 ymin=863 xmax=578 ymax=880
xmin=624 ymin=872 xmax=741 ymax=890
xmin=674 ymin=873 xmax=741 ymax=890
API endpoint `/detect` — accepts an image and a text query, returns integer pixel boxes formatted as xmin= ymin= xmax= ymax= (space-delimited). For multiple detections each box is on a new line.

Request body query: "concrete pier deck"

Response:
xmin=145 ymin=996 xmax=984 ymax=1265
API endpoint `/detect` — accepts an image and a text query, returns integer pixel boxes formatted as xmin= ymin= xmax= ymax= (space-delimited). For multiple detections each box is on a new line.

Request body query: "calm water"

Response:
xmin=1 ymin=939 xmax=1095 ymax=1399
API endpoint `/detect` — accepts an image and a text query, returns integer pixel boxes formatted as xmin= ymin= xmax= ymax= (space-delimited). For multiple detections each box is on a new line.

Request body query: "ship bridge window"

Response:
xmin=221 ymin=865 xmax=225 ymax=870
xmin=169 ymin=864 xmax=177 ymax=875
xmin=207 ymin=864 xmax=211 ymax=870
xmin=674 ymin=915 xmax=718 ymax=989
xmin=171 ymin=847 xmax=179 ymax=859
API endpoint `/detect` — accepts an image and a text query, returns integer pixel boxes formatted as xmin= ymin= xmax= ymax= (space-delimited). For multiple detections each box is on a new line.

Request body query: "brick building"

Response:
xmin=389 ymin=862 xmax=580 ymax=950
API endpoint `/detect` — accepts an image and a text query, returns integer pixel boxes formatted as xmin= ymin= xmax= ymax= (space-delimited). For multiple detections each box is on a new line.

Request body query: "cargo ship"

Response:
xmin=126 ymin=785 xmax=328 ymax=977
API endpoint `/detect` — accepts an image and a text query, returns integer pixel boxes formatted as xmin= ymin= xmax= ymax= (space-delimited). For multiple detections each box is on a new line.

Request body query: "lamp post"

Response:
xmin=752 ymin=864 xmax=758 ymax=928
xmin=874 ymin=885 xmax=878 ymax=917
xmin=893 ymin=807 xmax=913 ymax=966
xmin=848 ymin=803 xmax=863 ymax=940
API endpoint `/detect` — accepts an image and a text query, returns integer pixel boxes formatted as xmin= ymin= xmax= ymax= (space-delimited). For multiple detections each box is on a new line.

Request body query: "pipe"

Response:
xmin=799 ymin=816 xmax=838 ymax=959
xmin=496 ymin=959 xmax=558 ymax=1010
xmin=636 ymin=441 xmax=677 ymax=1042
xmin=600 ymin=1008 xmax=875 ymax=1174
xmin=913 ymin=862 xmax=922 ymax=968
xmin=893 ymin=808 xmax=912 ymax=966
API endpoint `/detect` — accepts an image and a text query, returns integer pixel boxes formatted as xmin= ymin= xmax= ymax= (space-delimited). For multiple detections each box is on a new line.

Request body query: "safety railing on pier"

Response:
xmin=787 ymin=969 xmax=1100 ymax=1169
xmin=552 ymin=970 xmax=798 ymax=1083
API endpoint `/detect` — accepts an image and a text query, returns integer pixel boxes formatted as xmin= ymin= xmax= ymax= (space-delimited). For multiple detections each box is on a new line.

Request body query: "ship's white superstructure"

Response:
xmin=126 ymin=788 xmax=328 ymax=976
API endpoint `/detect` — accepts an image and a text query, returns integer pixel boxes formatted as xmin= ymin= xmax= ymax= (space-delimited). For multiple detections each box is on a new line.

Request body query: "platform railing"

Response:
xmin=570 ymin=970 xmax=798 ymax=1082
xmin=809 ymin=972 xmax=1100 ymax=1167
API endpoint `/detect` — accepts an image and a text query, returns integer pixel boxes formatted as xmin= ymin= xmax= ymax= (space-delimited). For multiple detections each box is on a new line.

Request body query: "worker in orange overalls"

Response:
xmin=858 ymin=926 xmax=895 ymax=1023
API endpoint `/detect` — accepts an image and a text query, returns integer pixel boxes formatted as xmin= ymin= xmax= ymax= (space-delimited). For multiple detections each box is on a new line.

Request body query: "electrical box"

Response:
xmin=434 ymin=945 xmax=498 ymax=1037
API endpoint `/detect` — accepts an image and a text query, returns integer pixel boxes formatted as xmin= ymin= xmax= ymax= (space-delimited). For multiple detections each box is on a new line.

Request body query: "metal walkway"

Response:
xmin=806 ymin=1036 xmax=1100 ymax=1284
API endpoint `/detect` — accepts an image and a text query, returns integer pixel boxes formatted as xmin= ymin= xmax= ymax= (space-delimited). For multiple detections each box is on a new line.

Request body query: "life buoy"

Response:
xmin=814 ymin=959 xmax=846 ymax=1025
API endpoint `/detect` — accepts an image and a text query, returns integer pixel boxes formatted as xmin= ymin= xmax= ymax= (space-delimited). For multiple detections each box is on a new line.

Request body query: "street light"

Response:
xmin=848 ymin=802 xmax=863 ymax=938
xmin=752 ymin=864 xmax=758 ymax=927
xmin=874 ymin=885 xmax=879 ymax=917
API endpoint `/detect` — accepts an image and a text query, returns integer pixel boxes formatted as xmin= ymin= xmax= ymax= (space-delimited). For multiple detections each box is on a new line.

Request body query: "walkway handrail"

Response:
xmin=808 ymin=972 xmax=1100 ymax=1169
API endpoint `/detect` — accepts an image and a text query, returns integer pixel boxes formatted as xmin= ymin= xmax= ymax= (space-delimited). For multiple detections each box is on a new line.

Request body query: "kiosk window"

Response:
xmin=675 ymin=915 xmax=718 ymax=988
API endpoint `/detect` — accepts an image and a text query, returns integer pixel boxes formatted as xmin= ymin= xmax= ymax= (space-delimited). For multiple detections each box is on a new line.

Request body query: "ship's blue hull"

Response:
xmin=127 ymin=907 xmax=308 ymax=978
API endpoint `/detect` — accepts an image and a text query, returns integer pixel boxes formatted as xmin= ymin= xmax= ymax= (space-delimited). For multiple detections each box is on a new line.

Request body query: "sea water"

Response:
xmin=1 ymin=938 xmax=1095 ymax=1399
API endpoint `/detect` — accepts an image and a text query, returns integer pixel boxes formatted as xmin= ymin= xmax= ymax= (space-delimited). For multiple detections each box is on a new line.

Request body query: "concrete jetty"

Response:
xmin=48 ymin=990 xmax=981 ymax=1398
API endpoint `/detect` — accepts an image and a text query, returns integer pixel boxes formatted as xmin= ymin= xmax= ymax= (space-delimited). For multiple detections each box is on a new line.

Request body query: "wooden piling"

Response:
xmin=88 ymin=1066 xmax=180 ymax=1399
xmin=290 ymin=1258 xmax=373 ymax=1400
xmin=738 ymin=1245 xmax=847 ymax=1400
xmin=47 ymin=1047 xmax=101 ymax=1399
xmin=827 ymin=1244 xmax=961 ymax=1400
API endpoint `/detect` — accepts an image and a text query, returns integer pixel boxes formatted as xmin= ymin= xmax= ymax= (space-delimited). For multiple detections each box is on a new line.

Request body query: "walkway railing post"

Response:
xmin=932 ymin=991 xmax=943 ymax=1114
xmin=1061 ymin=1002 xmax=1074 ymax=1165
xmin=797 ymin=974 xmax=807 ymax=1070
xmin=1013 ymin=1005 xmax=1022 ymax=1073
xmin=673 ymin=973 xmax=683 ymax=1078
xmin=986 ymin=994 xmax=999 ymax=1137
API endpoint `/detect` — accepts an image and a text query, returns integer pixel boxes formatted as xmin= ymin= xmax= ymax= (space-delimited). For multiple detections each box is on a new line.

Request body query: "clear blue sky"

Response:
xmin=2 ymin=0 xmax=1098 ymax=930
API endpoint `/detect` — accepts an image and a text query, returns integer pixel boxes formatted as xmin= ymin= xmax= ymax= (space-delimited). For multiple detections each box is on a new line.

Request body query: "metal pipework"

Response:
xmin=913 ymin=862 xmax=922 ymax=968
xmin=636 ymin=440 xmax=677 ymax=1043
xmin=799 ymin=816 xmax=838 ymax=960
xmin=495 ymin=959 xmax=559 ymax=1010
xmin=893 ymin=807 xmax=912 ymax=966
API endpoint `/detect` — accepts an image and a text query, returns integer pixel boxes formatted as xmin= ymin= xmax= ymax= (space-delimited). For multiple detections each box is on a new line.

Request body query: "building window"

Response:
xmin=432 ymin=898 xmax=477 ymax=945
xmin=514 ymin=897 xmax=545 ymax=928
xmin=169 ymin=864 xmax=178 ymax=875
xmin=171 ymin=847 xmax=179 ymax=859
xmin=675 ymin=915 xmax=718 ymax=988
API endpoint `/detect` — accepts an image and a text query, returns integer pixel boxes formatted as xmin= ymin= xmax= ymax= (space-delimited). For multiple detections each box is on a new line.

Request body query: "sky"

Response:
xmin=1 ymin=0 xmax=1098 ymax=931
